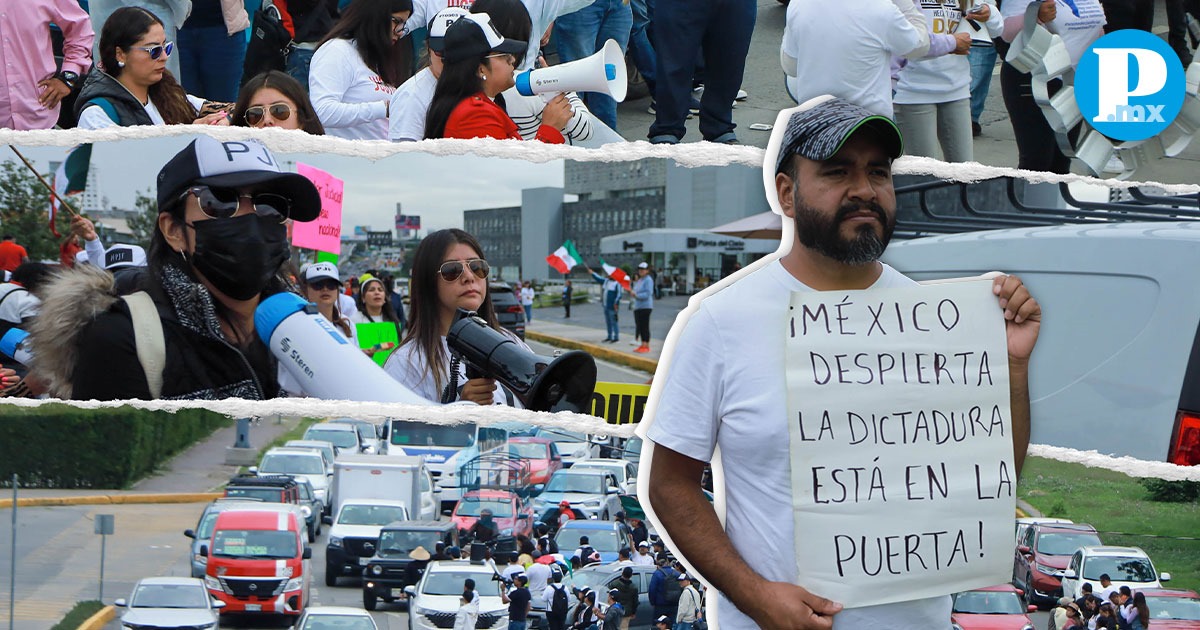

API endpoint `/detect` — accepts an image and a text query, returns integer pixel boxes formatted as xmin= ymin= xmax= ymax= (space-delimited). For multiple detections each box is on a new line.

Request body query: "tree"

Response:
xmin=126 ymin=188 xmax=159 ymax=249
xmin=0 ymin=159 xmax=74 ymax=262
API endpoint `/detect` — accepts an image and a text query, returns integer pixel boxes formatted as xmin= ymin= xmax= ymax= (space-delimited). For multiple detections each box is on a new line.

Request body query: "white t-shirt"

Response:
xmin=1001 ymin=0 xmax=1105 ymax=67
xmin=525 ymin=561 xmax=552 ymax=607
xmin=0 ymin=284 xmax=39 ymax=324
xmin=782 ymin=0 xmax=925 ymax=116
xmin=383 ymin=335 xmax=527 ymax=405
xmin=389 ymin=67 xmax=438 ymax=141
xmin=642 ymin=260 xmax=949 ymax=630
xmin=77 ymin=93 xmax=206 ymax=129
xmin=520 ymin=286 xmax=534 ymax=306
xmin=893 ymin=0 xmax=971 ymax=105
xmin=309 ymin=38 xmax=394 ymax=140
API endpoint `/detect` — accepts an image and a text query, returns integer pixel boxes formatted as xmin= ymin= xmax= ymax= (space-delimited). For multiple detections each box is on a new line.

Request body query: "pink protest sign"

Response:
xmin=292 ymin=163 xmax=344 ymax=254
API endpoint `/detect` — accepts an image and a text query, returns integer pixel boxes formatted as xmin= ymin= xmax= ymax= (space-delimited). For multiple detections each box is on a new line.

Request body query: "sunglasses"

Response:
xmin=438 ymin=259 xmax=490 ymax=282
xmin=244 ymin=102 xmax=296 ymax=126
xmin=309 ymin=279 xmax=341 ymax=291
xmin=132 ymin=41 xmax=174 ymax=60
xmin=180 ymin=185 xmax=291 ymax=221
xmin=485 ymin=52 xmax=516 ymax=65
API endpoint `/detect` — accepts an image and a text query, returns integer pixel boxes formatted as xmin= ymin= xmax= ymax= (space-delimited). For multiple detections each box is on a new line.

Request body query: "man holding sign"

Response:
xmin=640 ymin=95 xmax=1041 ymax=630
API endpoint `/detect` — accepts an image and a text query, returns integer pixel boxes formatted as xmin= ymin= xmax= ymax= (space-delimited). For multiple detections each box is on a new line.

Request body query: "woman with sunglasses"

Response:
xmin=309 ymin=0 xmax=414 ymax=140
xmin=232 ymin=70 xmax=326 ymax=134
xmin=423 ymin=13 xmax=572 ymax=141
xmin=76 ymin=7 xmax=232 ymax=129
xmin=29 ymin=137 xmax=322 ymax=401
xmin=384 ymin=229 xmax=527 ymax=406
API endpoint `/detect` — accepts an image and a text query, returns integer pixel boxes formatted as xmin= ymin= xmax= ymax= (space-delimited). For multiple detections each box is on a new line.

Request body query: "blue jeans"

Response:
xmin=177 ymin=25 xmax=249 ymax=103
xmin=524 ymin=304 xmax=533 ymax=322
xmin=509 ymin=621 xmax=528 ymax=630
xmin=628 ymin=0 xmax=656 ymax=93
xmin=968 ymin=43 xmax=997 ymax=123
xmin=648 ymin=0 xmax=755 ymax=141
xmin=553 ymin=0 xmax=633 ymax=130
xmin=287 ymin=48 xmax=316 ymax=93
xmin=604 ymin=305 xmax=619 ymax=340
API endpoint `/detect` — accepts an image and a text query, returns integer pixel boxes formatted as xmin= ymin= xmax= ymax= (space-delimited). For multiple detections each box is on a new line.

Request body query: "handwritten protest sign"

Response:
xmin=785 ymin=277 xmax=1012 ymax=608
xmin=292 ymin=163 xmax=344 ymax=254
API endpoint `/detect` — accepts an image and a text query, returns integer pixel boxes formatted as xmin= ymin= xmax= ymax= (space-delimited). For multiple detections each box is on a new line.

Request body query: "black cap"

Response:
xmin=774 ymin=95 xmax=903 ymax=175
xmin=441 ymin=13 xmax=526 ymax=64
xmin=156 ymin=137 xmax=322 ymax=222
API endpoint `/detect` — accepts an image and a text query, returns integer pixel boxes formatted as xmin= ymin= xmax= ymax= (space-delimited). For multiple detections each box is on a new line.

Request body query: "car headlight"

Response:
xmin=329 ymin=536 xmax=342 ymax=548
xmin=1035 ymin=563 xmax=1059 ymax=576
xmin=411 ymin=604 xmax=429 ymax=616
xmin=204 ymin=575 xmax=222 ymax=591
xmin=285 ymin=577 xmax=304 ymax=591
xmin=371 ymin=564 xmax=383 ymax=576
xmin=193 ymin=553 xmax=207 ymax=565
xmin=314 ymin=488 xmax=327 ymax=500
xmin=583 ymin=500 xmax=601 ymax=507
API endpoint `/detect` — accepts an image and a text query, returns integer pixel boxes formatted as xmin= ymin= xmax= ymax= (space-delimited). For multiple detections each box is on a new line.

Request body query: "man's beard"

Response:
xmin=792 ymin=193 xmax=896 ymax=265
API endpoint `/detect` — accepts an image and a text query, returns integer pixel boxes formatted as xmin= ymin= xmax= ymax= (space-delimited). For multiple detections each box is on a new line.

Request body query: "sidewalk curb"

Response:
xmin=76 ymin=605 xmax=114 ymax=630
xmin=0 ymin=492 xmax=221 ymax=509
xmin=526 ymin=331 xmax=659 ymax=374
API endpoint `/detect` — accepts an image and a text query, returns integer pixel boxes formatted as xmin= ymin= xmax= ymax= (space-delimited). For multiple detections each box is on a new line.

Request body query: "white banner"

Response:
xmin=785 ymin=277 xmax=1014 ymax=608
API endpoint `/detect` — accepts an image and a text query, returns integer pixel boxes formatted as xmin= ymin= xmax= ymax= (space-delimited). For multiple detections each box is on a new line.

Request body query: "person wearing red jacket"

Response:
xmin=422 ymin=13 xmax=570 ymax=142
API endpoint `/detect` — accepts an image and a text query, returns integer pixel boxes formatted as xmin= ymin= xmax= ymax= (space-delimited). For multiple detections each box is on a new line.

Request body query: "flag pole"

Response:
xmin=7 ymin=146 xmax=81 ymax=218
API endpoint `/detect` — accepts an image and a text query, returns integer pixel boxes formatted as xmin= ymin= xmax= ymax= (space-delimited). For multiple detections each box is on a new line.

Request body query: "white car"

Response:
xmin=255 ymin=447 xmax=331 ymax=508
xmin=571 ymin=459 xmax=638 ymax=495
xmin=294 ymin=605 xmax=378 ymax=630
xmin=1060 ymin=545 xmax=1171 ymax=599
xmin=285 ymin=440 xmax=340 ymax=475
xmin=305 ymin=423 xmax=364 ymax=453
xmin=405 ymin=561 xmax=508 ymax=630
xmin=116 ymin=576 xmax=223 ymax=630
xmin=530 ymin=469 xmax=623 ymax=520
xmin=325 ymin=500 xmax=411 ymax=586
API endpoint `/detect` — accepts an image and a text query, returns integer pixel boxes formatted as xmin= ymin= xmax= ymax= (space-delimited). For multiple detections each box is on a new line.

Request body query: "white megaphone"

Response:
xmin=255 ymin=292 xmax=431 ymax=405
xmin=0 ymin=328 xmax=32 ymax=365
xmin=515 ymin=39 xmax=627 ymax=102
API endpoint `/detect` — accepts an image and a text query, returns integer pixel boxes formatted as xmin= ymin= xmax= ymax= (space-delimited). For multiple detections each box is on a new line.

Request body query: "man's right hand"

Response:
xmin=1037 ymin=0 xmax=1056 ymax=23
xmin=745 ymin=582 xmax=842 ymax=630
xmin=71 ymin=214 xmax=97 ymax=241
xmin=953 ymin=32 xmax=972 ymax=54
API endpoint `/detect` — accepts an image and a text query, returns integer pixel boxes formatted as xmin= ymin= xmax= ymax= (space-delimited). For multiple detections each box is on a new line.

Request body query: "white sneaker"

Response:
xmin=735 ymin=89 xmax=748 ymax=101
xmin=1103 ymin=154 xmax=1126 ymax=174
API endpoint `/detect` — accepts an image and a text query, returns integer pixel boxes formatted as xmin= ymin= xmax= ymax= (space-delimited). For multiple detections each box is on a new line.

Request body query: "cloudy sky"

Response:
xmin=10 ymin=134 xmax=568 ymax=234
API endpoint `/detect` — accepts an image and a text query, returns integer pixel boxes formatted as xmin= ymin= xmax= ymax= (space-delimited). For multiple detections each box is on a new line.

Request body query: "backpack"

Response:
xmin=661 ymin=568 xmax=683 ymax=606
xmin=551 ymin=584 xmax=569 ymax=618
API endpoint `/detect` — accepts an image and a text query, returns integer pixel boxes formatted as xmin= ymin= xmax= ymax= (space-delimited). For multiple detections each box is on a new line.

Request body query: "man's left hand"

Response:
xmin=992 ymin=274 xmax=1041 ymax=364
xmin=37 ymin=77 xmax=71 ymax=108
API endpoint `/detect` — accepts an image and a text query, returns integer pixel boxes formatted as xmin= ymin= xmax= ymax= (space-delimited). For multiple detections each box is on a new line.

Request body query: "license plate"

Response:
xmin=359 ymin=557 xmax=371 ymax=565
xmin=245 ymin=604 xmax=262 ymax=612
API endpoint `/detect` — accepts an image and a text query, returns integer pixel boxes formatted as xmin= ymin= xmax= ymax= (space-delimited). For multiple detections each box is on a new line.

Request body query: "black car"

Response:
xmin=362 ymin=520 xmax=459 ymax=611
xmin=490 ymin=283 xmax=526 ymax=340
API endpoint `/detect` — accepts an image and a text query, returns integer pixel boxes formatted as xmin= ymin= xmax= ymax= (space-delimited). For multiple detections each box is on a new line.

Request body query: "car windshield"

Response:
xmin=505 ymin=443 xmax=549 ymax=459
xmin=198 ymin=512 xmax=220 ymax=539
xmin=622 ymin=438 xmax=641 ymax=463
xmin=952 ymin=591 xmax=1025 ymax=614
xmin=391 ymin=421 xmax=476 ymax=448
xmin=299 ymin=614 xmax=377 ymax=630
xmin=457 ymin=498 xmax=514 ymax=518
xmin=305 ymin=429 xmax=359 ymax=449
xmin=423 ymin=571 xmax=502 ymax=597
xmin=558 ymin=528 xmax=620 ymax=553
xmin=379 ymin=531 xmax=443 ymax=557
xmin=225 ymin=488 xmax=282 ymax=503
xmin=574 ymin=464 xmax=622 ymax=480
xmin=545 ymin=474 xmax=604 ymax=494
xmin=1082 ymin=556 xmax=1157 ymax=582
xmin=297 ymin=484 xmax=313 ymax=500
xmin=1145 ymin=595 xmax=1200 ymax=620
xmin=260 ymin=454 xmax=324 ymax=475
xmin=212 ymin=529 xmax=297 ymax=559
xmin=130 ymin=583 xmax=209 ymax=608
xmin=338 ymin=504 xmax=408 ymax=526
xmin=1037 ymin=532 xmax=1102 ymax=555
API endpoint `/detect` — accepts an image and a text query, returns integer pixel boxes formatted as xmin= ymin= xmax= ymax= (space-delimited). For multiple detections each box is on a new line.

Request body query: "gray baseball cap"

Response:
xmin=774 ymin=95 xmax=903 ymax=175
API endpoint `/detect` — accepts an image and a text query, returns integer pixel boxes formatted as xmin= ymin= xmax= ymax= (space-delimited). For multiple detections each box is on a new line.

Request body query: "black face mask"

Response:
xmin=187 ymin=213 xmax=289 ymax=301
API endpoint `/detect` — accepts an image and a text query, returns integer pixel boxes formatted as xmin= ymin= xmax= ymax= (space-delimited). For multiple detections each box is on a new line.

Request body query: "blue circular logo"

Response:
xmin=1074 ymin=29 xmax=1186 ymax=142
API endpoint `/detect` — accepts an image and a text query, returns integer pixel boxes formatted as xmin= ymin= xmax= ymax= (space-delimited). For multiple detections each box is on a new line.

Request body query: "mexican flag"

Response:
xmin=50 ymin=144 xmax=92 ymax=236
xmin=600 ymin=259 xmax=630 ymax=291
xmin=546 ymin=240 xmax=582 ymax=274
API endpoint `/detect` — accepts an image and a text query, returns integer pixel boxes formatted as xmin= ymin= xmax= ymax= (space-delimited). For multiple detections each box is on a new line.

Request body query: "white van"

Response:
xmin=883 ymin=221 xmax=1200 ymax=464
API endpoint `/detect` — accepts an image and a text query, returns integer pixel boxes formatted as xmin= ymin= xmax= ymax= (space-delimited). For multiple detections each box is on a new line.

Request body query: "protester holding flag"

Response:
xmin=75 ymin=7 xmax=231 ymax=129
xmin=28 ymin=137 xmax=322 ymax=401
xmin=231 ymin=70 xmax=327 ymax=134
xmin=309 ymin=0 xmax=413 ymax=140
xmin=423 ymin=13 xmax=572 ymax=142
xmin=584 ymin=263 xmax=624 ymax=343
xmin=384 ymin=228 xmax=531 ymax=405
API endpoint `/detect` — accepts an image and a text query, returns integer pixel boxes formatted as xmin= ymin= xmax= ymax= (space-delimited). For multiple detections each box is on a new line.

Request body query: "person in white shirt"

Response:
xmin=632 ymin=541 xmax=655 ymax=566
xmin=525 ymin=556 xmax=553 ymax=610
xmin=520 ymin=281 xmax=535 ymax=322
xmin=390 ymin=7 xmax=469 ymax=141
xmin=310 ymin=0 xmax=414 ymax=140
xmin=642 ymin=96 xmax=1042 ymax=630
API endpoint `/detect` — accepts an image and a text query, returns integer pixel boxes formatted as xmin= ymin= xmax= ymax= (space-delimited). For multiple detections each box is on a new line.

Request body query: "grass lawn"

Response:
xmin=1018 ymin=456 xmax=1200 ymax=593
xmin=50 ymin=600 xmax=105 ymax=630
